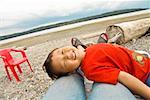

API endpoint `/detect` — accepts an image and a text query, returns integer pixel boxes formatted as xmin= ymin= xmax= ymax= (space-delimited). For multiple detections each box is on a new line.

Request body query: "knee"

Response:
xmin=89 ymin=83 xmax=136 ymax=100
xmin=93 ymin=82 xmax=125 ymax=89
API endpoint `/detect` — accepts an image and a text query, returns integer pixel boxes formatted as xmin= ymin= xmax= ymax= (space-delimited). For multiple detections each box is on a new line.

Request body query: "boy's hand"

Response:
xmin=71 ymin=38 xmax=87 ymax=49
xmin=77 ymin=45 xmax=85 ymax=52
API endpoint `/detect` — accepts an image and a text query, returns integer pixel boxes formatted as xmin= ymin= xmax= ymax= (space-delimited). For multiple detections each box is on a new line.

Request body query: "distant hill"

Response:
xmin=0 ymin=8 xmax=148 ymax=40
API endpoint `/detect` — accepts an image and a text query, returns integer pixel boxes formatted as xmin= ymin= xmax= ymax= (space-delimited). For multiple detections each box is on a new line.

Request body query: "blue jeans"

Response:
xmin=145 ymin=73 xmax=150 ymax=87
xmin=42 ymin=74 xmax=137 ymax=100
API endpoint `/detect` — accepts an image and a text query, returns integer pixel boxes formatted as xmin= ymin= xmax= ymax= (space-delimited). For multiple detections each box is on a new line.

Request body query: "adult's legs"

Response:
xmin=42 ymin=74 xmax=86 ymax=100
xmin=89 ymin=82 xmax=136 ymax=100
xmin=145 ymin=73 xmax=150 ymax=87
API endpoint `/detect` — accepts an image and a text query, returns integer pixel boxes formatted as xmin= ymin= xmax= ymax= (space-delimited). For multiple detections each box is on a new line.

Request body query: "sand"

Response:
xmin=0 ymin=31 xmax=149 ymax=100
xmin=0 ymin=10 xmax=150 ymax=99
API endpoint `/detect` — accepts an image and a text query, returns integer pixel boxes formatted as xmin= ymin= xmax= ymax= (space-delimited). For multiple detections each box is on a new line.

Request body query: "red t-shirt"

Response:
xmin=81 ymin=43 xmax=150 ymax=84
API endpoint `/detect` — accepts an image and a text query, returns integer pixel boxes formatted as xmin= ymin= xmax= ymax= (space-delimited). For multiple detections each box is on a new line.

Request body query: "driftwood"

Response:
xmin=106 ymin=18 xmax=150 ymax=44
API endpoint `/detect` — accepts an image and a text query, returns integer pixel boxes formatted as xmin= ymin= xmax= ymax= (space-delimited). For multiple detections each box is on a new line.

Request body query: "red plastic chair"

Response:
xmin=0 ymin=48 xmax=33 ymax=81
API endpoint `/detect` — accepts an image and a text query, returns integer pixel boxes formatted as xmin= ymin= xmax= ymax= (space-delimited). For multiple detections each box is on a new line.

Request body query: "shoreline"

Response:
xmin=0 ymin=9 xmax=150 ymax=49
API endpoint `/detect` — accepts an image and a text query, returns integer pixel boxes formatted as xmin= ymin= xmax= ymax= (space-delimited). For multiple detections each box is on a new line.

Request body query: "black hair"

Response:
xmin=43 ymin=48 xmax=69 ymax=80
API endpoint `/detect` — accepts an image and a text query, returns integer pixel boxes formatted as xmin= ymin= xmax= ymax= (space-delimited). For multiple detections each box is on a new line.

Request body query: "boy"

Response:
xmin=43 ymin=42 xmax=150 ymax=99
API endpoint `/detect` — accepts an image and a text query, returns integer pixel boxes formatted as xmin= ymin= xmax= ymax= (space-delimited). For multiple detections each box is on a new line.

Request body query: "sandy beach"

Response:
xmin=0 ymin=32 xmax=150 ymax=99
xmin=0 ymin=10 xmax=150 ymax=100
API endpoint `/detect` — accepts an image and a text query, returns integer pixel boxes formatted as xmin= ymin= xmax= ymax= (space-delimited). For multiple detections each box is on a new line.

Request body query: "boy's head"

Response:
xmin=43 ymin=46 xmax=85 ymax=79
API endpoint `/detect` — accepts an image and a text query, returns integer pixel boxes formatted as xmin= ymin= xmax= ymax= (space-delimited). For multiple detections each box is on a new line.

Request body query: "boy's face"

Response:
xmin=51 ymin=46 xmax=85 ymax=74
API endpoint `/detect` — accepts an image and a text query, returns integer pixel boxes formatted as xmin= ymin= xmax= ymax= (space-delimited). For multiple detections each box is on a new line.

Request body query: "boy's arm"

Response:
xmin=118 ymin=71 xmax=150 ymax=100
xmin=77 ymin=45 xmax=85 ymax=52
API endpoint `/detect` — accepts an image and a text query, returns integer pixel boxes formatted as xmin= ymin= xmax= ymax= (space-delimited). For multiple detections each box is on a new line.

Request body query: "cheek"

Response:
xmin=67 ymin=60 xmax=79 ymax=69
xmin=70 ymin=60 xmax=79 ymax=65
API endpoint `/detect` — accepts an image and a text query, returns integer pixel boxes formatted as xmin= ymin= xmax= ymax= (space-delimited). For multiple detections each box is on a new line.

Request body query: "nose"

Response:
xmin=63 ymin=49 xmax=72 ymax=59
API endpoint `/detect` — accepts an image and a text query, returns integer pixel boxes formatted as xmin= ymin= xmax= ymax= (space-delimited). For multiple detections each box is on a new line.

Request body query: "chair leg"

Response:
xmin=17 ymin=65 xmax=22 ymax=73
xmin=5 ymin=66 xmax=11 ymax=81
xmin=26 ymin=60 xmax=33 ymax=72
xmin=10 ymin=66 xmax=20 ymax=81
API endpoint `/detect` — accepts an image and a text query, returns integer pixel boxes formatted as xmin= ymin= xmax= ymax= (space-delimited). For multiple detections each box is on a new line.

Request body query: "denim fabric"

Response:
xmin=42 ymin=74 xmax=86 ymax=100
xmin=145 ymin=73 xmax=150 ymax=87
xmin=89 ymin=83 xmax=136 ymax=100
xmin=42 ymin=74 xmax=137 ymax=100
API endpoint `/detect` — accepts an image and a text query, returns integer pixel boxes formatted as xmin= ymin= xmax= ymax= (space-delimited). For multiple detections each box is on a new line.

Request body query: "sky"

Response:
xmin=0 ymin=0 xmax=150 ymax=35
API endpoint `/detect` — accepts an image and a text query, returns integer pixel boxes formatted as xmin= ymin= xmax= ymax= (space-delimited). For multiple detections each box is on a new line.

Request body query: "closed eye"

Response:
xmin=61 ymin=49 xmax=66 ymax=67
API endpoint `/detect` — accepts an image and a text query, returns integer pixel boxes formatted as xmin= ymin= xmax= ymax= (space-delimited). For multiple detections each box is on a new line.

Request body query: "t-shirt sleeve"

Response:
xmin=87 ymin=66 xmax=121 ymax=84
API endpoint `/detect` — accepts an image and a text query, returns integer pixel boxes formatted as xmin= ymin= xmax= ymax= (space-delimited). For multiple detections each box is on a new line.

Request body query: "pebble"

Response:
xmin=0 ymin=32 xmax=149 ymax=100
